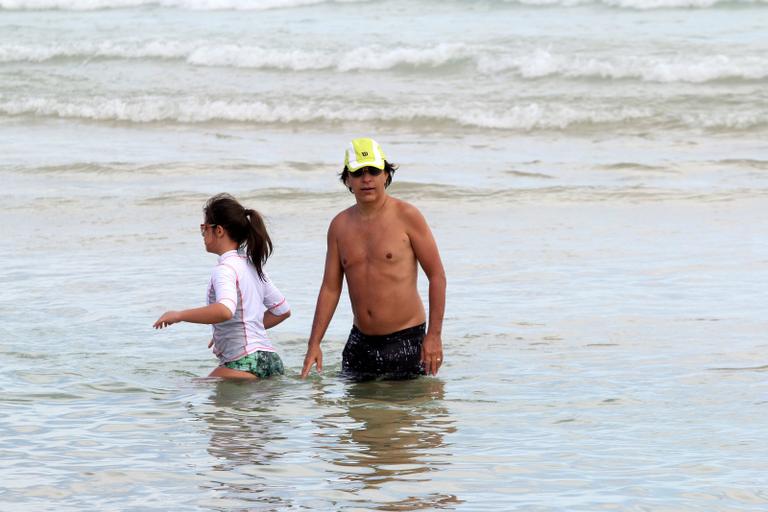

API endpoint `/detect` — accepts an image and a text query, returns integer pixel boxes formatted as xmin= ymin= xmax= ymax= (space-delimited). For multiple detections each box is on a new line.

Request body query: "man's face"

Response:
xmin=346 ymin=167 xmax=387 ymax=200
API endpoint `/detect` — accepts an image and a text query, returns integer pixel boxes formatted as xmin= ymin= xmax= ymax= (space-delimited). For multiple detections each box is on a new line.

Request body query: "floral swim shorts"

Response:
xmin=224 ymin=351 xmax=285 ymax=379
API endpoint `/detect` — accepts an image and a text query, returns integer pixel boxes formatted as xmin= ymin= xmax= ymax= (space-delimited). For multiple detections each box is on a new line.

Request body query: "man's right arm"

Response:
xmin=300 ymin=221 xmax=344 ymax=378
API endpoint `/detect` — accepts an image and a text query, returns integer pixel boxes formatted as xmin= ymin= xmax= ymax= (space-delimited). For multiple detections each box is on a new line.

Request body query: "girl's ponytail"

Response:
xmin=244 ymin=208 xmax=272 ymax=282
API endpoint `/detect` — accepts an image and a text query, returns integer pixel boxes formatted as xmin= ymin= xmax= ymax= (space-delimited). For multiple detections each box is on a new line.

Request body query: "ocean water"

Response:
xmin=2 ymin=0 xmax=768 ymax=510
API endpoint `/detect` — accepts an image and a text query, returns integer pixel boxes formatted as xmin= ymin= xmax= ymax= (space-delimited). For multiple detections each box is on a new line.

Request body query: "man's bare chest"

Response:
xmin=338 ymin=225 xmax=414 ymax=270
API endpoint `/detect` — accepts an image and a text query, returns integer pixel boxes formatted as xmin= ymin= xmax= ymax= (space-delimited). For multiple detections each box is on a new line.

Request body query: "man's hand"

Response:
xmin=153 ymin=311 xmax=182 ymax=329
xmin=420 ymin=331 xmax=443 ymax=376
xmin=300 ymin=344 xmax=323 ymax=379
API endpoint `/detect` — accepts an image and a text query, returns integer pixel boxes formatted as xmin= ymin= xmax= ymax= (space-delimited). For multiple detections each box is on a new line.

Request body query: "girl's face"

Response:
xmin=200 ymin=221 xmax=219 ymax=254
xmin=200 ymin=220 xmax=238 ymax=255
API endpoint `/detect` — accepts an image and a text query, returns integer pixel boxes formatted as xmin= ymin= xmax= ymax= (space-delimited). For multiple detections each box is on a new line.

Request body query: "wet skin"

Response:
xmin=301 ymin=167 xmax=446 ymax=377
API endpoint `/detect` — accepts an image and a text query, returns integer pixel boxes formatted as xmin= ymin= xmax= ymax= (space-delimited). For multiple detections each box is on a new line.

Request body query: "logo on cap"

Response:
xmin=344 ymin=138 xmax=386 ymax=172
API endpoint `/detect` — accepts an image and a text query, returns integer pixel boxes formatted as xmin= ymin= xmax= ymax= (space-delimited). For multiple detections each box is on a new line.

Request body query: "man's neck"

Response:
xmin=355 ymin=194 xmax=389 ymax=219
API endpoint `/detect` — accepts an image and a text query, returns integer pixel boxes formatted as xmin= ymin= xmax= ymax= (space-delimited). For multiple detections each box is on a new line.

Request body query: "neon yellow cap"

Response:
xmin=344 ymin=138 xmax=386 ymax=172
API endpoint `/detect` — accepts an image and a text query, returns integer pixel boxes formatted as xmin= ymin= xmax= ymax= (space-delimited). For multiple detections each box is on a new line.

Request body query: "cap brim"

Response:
xmin=347 ymin=161 xmax=385 ymax=172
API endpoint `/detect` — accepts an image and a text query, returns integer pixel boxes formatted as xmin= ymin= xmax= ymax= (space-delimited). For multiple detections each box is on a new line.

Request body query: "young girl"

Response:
xmin=154 ymin=193 xmax=291 ymax=380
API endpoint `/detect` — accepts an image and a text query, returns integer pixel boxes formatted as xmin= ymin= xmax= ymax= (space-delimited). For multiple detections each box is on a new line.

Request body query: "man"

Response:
xmin=300 ymin=138 xmax=446 ymax=380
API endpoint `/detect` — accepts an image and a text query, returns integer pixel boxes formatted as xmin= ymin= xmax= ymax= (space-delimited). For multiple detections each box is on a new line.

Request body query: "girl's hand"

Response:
xmin=153 ymin=311 xmax=182 ymax=329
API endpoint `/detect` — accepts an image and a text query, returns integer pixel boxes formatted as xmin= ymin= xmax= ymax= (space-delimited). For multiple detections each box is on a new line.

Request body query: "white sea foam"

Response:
xmin=478 ymin=49 xmax=768 ymax=83
xmin=187 ymin=45 xmax=334 ymax=70
xmin=2 ymin=0 xmax=765 ymax=9
xmin=682 ymin=111 xmax=768 ymax=130
xmin=187 ymin=43 xmax=465 ymax=71
xmin=4 ymin=42 xmax=765 ymax=84
xmin=0 ymin=41 xmax=191 ymax=62
xmin=0 ymin=41 xmax=469 ymax=72
xmin=3 ymin=95 xmax=762 ymax=131
xmin=500 ymin=0 xmax=768 ymax=8
xmin=338 ymin=44 xmax=470 ymax=71
xmin=3 ymin=41 xmax=766 ymax=84
xmin=0 ymin=0 xmax=366 ymax=10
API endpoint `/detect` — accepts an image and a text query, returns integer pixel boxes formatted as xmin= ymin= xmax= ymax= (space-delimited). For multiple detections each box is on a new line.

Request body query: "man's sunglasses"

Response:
xmin=349 ymin=166 xmax=383 ymax=178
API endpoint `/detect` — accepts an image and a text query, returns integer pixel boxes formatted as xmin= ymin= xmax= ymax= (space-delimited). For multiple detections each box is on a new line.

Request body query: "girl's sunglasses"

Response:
xmin=200 ymin=223 xmax=218 ymax=236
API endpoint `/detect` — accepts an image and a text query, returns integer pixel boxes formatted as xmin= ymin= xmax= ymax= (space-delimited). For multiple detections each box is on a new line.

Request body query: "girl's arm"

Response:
xmin=153 ymin=303 xmax=233 ymax=329
xmin=264 ymin=309 xmax=291 ymax=329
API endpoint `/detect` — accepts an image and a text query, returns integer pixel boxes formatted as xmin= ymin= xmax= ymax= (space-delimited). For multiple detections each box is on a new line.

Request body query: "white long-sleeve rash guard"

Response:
xmin=207 ymin=250 xmax=290 ymax=363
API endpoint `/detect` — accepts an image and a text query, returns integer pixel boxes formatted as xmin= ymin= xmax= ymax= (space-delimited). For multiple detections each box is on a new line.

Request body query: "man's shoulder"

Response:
xmin=330 ymin=205 xmax=355 ymax=224
xmin=328 ymin=206 xmax=355 ymax=233
xmin=390 ymin=197 xmax=425 ymax=222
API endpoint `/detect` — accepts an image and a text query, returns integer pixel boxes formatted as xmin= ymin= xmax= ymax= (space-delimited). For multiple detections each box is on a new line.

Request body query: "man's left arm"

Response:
xmin=406 ymin=206 xmax=446 ymax=376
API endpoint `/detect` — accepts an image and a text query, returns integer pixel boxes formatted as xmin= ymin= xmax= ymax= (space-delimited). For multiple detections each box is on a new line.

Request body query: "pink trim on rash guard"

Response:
xmin=237 ymin=278 xmax=248 ymax=357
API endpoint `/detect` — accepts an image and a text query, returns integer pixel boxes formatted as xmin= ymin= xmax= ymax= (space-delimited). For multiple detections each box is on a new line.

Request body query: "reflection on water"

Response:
xmin=314 ymin=378 xmax=461 ymax=510
xmin=192 ymin=379 xmax=291 ymax=510
xmin=188 ymin=377 xmax=460 ymax=511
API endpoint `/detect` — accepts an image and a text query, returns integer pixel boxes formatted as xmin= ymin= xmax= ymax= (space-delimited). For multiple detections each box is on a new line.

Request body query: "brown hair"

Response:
xmin=204 ymin=193 xmax=273 ymax=281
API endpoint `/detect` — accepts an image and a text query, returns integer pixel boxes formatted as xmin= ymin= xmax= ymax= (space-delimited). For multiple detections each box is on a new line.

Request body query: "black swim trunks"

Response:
xmin=341 ymin=323 xmax=427 ymax=381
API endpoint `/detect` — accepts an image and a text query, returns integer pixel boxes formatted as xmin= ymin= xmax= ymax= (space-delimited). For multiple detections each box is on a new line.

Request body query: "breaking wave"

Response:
xmin=2 ymin=42 xmax=766 ymax=83
xmin=1 ymin=0 xmax=766 ymax=9
xmin=1 ymin=95 xmax=765 ymax=132
xmin=498 ymin=0 xmax=768 ymax=8
xmin=0 ymin=0 xmax=368 ymax=11
xmin=477 ymin=49 xmax=768 ymax=83
xmin=0 ymin=41 xmax=470 ymax=71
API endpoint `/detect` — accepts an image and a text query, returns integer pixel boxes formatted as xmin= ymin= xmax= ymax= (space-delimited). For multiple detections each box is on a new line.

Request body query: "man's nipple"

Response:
xmin=386 ymin=252 xmax=392 ymax=259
